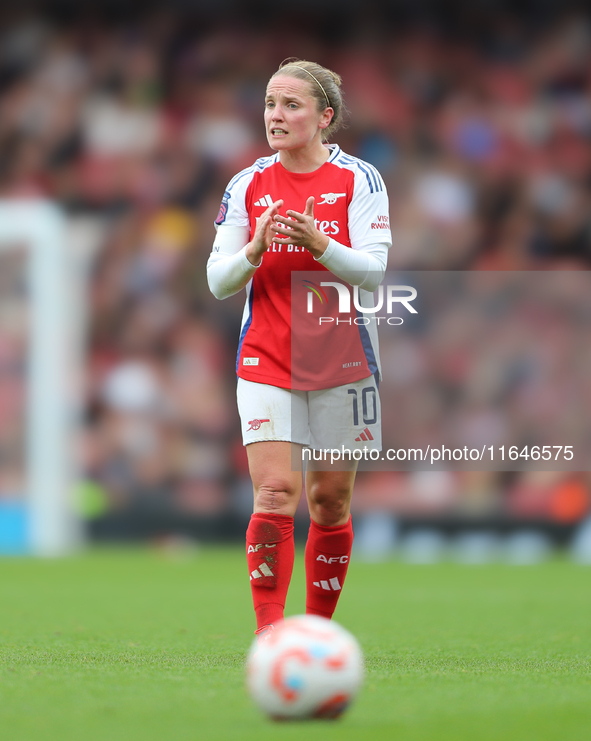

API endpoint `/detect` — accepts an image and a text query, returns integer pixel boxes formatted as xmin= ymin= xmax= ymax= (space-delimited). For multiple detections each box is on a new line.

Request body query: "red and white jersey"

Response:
xmin=213 ymin=144 xmax=392 ymax=391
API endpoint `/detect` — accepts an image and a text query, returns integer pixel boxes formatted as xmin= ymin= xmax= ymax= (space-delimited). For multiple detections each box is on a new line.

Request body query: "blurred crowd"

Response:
xmin=0 ymin=2 xmax=590 ymax=536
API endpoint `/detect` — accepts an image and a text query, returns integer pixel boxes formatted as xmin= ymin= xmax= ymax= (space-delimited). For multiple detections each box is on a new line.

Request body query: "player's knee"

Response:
xmin=254 ymin=481 xmax=298 ymax=515
xmin=308 ymin=484 xmax=351 ymax=526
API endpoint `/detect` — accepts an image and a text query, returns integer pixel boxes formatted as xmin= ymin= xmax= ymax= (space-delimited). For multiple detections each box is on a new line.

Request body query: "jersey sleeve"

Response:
xmin=347 ymin=164 xmax=392 ymax=250
xmin=314 ymin=239 xmax=388 ymax=291
xmin=213 ymin=166 xmax=252 ymax=230
xmin=208 ymin=167 xmax=257 ymax=300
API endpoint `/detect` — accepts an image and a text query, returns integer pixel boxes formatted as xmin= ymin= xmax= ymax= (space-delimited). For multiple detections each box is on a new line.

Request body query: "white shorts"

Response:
xmin=236 ymin=375 xmax=381 ymax=451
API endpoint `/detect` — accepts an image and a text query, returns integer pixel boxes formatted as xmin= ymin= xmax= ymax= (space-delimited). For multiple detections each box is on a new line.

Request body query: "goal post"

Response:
xmin=0 ymin=201 xmax=84 ymax=556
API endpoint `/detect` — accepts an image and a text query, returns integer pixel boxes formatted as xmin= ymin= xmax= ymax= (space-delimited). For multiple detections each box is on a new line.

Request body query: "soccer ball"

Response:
xmin=246 ymin=615 xmax=364 ymax=720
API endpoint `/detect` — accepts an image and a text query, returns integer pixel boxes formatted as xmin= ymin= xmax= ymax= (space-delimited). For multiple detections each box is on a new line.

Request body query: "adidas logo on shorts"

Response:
xmin=355 ymin=427 xmax=374 ymax=442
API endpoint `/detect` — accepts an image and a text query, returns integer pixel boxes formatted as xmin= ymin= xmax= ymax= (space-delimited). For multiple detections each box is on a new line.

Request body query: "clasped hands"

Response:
xmin=246 ymin=197 xmax=329 ymax=266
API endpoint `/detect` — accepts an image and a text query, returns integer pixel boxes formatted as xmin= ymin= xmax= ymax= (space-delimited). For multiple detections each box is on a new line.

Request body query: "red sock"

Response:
xmin=246 ymin=513 xmax=294 ymax=630
xmin=305 ymin=517 xmax=354 ymax=619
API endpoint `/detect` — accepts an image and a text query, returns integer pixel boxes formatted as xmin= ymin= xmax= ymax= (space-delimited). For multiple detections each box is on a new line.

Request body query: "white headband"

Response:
xmin=281 ymin=65 xmax=331 ymax=107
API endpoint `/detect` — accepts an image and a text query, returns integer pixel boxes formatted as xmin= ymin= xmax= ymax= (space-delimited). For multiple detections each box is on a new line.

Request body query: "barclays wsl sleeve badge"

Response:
xmin=215 ymin=191 xmax=231 ymax=225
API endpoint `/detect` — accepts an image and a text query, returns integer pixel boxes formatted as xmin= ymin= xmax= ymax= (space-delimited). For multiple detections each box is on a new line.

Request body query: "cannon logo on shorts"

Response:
xmin=247 ymin=418 xmax=270 ymax=431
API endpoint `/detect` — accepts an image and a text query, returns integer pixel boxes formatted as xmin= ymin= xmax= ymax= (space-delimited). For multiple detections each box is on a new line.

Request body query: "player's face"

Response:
xmin=264 ymin=75 xmax=332 ymax=153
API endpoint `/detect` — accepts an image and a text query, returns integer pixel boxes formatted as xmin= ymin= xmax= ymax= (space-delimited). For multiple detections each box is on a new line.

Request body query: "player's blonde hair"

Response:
xmin=272 ymin=59 xmax=346 ymax=142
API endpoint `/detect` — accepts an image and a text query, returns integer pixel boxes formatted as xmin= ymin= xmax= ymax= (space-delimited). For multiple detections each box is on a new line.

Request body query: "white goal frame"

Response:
xmin=0 ymin=201 xmax=83 ymax=555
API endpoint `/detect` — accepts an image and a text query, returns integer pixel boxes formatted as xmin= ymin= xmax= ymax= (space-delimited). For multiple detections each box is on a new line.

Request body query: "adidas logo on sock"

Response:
xmin=250 ymin=562 xmax=275 ymax=580
xmin=313 ymin=577 xmax=342 ymax=591
xmin=254 ymin=194 xmax=275 ymax=208
xmin=355 ymin=427 xmax=374 ymax=442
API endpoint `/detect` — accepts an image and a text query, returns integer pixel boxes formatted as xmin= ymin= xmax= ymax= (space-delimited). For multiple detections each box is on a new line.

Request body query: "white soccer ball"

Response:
xmin=246 ymin=614 xmax=364 ymax=720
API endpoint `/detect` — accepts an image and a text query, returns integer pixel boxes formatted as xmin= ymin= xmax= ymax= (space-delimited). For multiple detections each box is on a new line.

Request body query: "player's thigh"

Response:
xmin=236 ymin=378 xmax=309 ymax=445
xmin=247 ymin=441 xmax=304 ymax=516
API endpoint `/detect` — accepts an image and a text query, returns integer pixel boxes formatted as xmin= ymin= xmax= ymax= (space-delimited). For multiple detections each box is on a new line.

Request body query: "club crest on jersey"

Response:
xmin=215 ymin=190 xmax=231 ymax=225
xmin=318 ymin=192 xmax=346 ymax=205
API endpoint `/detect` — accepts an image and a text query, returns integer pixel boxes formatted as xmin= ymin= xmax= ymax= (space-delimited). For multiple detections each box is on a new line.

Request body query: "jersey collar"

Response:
xmin=326 ymin=143 xmax=341 ymax=162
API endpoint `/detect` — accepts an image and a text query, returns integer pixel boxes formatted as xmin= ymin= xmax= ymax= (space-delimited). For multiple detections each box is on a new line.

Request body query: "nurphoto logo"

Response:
xmin=304 ymin=281 xmax=418 ymax=326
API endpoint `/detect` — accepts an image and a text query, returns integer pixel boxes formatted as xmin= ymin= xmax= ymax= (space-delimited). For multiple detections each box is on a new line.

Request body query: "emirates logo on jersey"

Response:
xmin=313 ymin=219 xmax=340 ymax=236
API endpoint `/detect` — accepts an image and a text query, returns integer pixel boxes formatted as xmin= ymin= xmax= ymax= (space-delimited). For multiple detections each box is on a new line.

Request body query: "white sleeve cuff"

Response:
xmin=314 ymin=238 xmax=389 ymax=291
xmin=207 ymin=246 xmax=261 ymax=300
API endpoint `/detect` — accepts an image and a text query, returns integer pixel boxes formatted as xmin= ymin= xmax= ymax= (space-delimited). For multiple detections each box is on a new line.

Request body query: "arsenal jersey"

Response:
xmin=213 ymin=145 xmax=392 ymax=391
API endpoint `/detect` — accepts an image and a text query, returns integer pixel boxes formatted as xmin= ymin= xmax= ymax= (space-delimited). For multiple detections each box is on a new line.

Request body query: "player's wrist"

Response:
xmin=306 ymin=232 xmax=330 ymax=259
xmin=245 ymin=243 xmax=264 ymax=267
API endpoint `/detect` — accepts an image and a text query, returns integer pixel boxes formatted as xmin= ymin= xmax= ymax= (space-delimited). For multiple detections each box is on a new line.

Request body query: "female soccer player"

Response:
xmin=207 ymin=59 xmax=391 ymax=636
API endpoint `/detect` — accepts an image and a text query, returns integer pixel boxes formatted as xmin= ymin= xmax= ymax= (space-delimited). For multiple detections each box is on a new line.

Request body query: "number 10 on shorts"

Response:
xmin=348 ymin=387 xmax=377 ymax=426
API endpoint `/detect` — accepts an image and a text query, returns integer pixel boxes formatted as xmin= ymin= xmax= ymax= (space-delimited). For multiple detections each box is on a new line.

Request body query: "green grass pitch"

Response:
xmin=1 ymin=546 xmax=590 ymax=741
